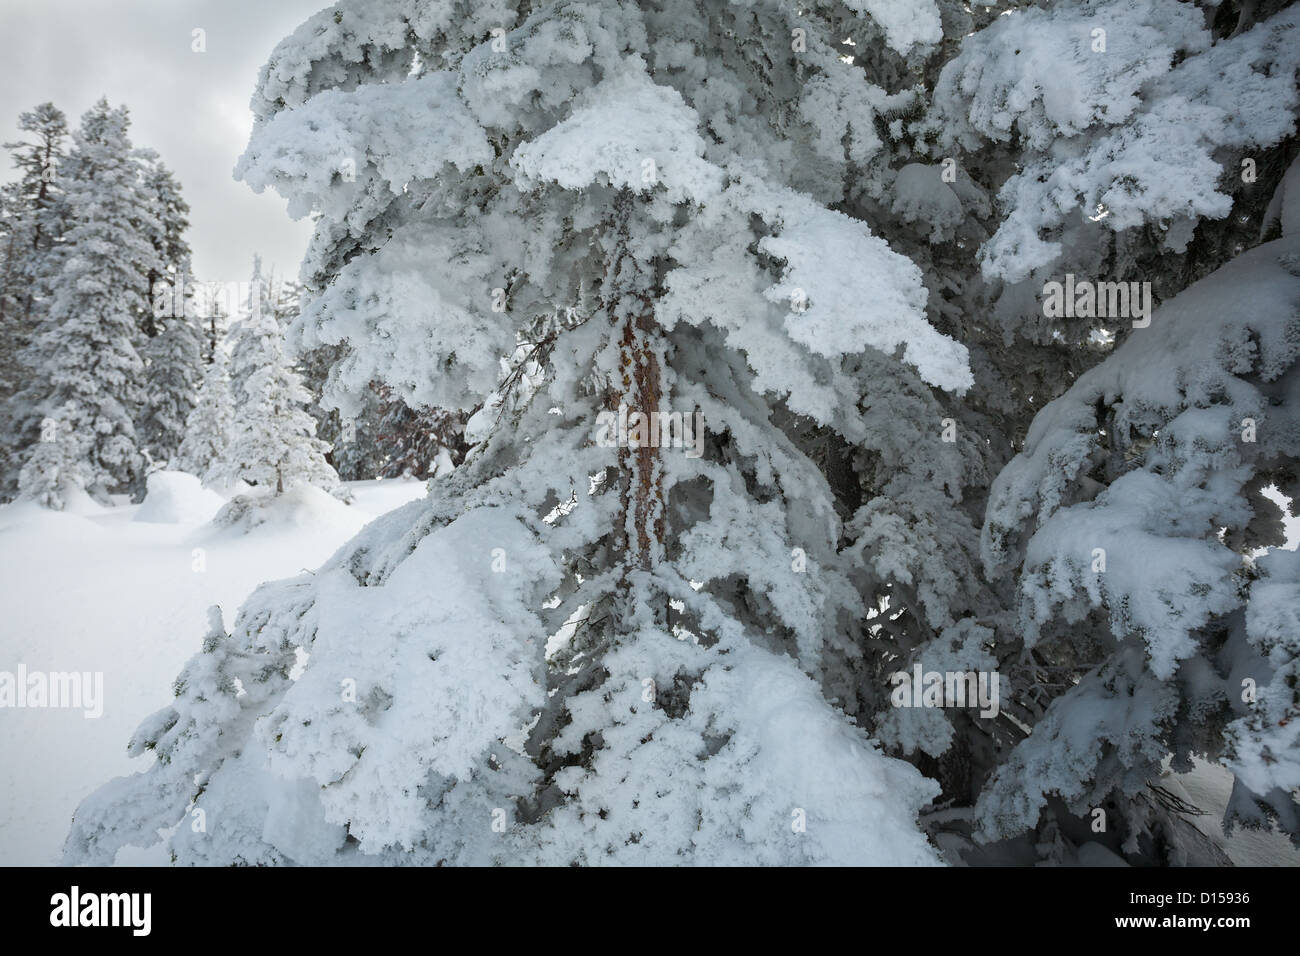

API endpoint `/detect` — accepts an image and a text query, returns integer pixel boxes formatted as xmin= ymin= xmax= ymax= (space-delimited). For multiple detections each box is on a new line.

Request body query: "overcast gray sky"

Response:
xmin=0 ymin=0 xmax=326 ymax=286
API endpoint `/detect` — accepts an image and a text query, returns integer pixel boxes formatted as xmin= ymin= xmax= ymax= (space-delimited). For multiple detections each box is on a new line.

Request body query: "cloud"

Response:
xmin=0 ymin=0 xmax=326 ymax=287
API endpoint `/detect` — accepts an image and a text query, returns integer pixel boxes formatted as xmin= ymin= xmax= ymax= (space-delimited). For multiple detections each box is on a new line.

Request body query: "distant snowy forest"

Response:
xmin=2 ymin=0 xmax=1299 ymax=867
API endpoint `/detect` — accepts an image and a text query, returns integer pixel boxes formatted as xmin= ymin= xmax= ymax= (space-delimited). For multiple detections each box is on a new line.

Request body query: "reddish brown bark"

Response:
xmin=617 ymin=305 xmax=665 ymax=570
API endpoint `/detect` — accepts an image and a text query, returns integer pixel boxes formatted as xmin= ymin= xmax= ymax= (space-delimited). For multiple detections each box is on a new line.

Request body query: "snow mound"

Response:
xmin=209 ymin=485 xmax=359 ymax=535
xmin=133 ymin=471 xmax=225 ymax=525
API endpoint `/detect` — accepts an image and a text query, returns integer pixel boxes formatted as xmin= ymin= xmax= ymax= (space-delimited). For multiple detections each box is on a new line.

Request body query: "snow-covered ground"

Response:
xmin=1160 ymin=758 xmax=1300 ymax=867
xmin=0 ymin=476 xmax=427 ymax=865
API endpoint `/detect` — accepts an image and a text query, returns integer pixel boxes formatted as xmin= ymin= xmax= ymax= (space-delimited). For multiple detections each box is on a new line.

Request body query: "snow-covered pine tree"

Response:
xmin=138 ymin=159 xmax=191 ymax=339
xmin=199 ymin=293 xmax=228 ymax=366
xmin=174 ymin=342 xmax=233 ymax=480
xmin=65 ymin=0 xmax=975 ymax=865
xmin=137 ymin=160 xmax=202 ymax=470
xmin=0 ymin=103 xmax=68 ymax=497
xmin=16 ymin=404 xmax=84 ymax=511
xmin=212 ymin=298 xmax=337 ymax=495
xmin=140 ymin=297 xmax=204 ymax=470
xmin=923 ymin=0 xmax=1300 ymax=857
xmin=975 ymin=152 xmax=1300 ymax=857
xmin=0 ymin=103 xmax=68 ymax=375
xmin=6 ymin=99 xmax=158 ymax=504
xmin=0 ymin=185 xmax=23 ymax=494
xmin=225 ymin=256 xmax=276 ymax=400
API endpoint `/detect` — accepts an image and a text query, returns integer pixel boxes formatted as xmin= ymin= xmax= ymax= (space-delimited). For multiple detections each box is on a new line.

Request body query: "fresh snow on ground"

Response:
xmin=0 ymin=476 xmax=427 ymax=865
xmin=1159 ymin=758 xmax=1300 ymax=868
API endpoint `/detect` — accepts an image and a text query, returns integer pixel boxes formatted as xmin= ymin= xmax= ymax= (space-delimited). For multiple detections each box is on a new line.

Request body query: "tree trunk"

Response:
xmin=604 ymin=190 xmax=666 ymax=575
